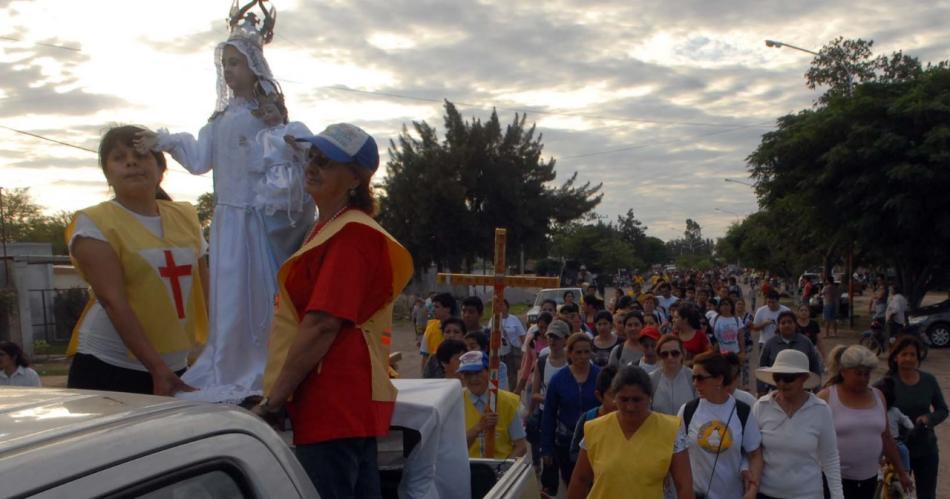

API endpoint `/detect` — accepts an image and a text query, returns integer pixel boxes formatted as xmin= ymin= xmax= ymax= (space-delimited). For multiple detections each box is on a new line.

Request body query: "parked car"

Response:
xmin=525 ymin=287 xmax=582 ymax=324
xmin=907 ymin=299 xmax=950 ymax=348
xmin=1 ymin=383 xmax=539 ymax=499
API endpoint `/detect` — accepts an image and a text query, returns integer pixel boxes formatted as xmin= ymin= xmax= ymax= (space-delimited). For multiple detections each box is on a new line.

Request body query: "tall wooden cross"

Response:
xmin=437 ymin=228 xmax=559 ymax=457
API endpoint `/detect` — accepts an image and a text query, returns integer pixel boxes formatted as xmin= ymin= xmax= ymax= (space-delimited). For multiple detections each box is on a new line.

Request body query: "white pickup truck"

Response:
xmin=0 ymin=382 xmax=539 ymax=499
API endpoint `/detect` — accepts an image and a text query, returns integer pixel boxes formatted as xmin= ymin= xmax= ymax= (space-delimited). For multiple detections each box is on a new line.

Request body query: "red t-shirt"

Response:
xmin=283 ymin=218 xmax=395 ymax=444
xmin=680 ymin=329 xmax=712 ymax=358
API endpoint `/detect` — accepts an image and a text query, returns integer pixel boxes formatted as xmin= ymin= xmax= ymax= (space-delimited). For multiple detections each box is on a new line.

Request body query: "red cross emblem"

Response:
xmin=158 ymin=250 xmax=192 ymax=319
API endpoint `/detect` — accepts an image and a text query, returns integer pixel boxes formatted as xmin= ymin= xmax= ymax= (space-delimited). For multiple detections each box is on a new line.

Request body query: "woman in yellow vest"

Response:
xmin=66 ymin=125 xmax=208 ymax=396
xmin=254 ymin=124 xmax=413 ymax=499
xmin=568 ymin=365 xmax=695 ymax=499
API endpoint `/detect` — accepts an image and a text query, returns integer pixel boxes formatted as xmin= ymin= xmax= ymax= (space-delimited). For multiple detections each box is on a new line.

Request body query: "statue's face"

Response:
xmin=222 ymin=44 xmax=256 ymax=94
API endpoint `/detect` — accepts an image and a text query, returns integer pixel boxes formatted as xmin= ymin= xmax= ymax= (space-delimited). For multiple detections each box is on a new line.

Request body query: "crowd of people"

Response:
xmin=413 ymin=268 xmax=948 ymax=499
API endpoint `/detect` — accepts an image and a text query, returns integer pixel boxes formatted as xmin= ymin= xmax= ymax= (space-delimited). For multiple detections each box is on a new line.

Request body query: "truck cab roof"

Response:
xmin=0 ymin=387 xmax=316 ymax=498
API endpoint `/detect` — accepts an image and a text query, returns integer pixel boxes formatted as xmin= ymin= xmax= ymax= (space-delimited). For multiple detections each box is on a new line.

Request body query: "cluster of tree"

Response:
xmin=665 ymin=218 xmax=715 ymax=270
xmin=547 ymin=209 xmax=670 ymax=279
xmin=721 ymin=37 xmax=950 ymax=307
xmin=377 ymin=101 xmax=603 ymax=273
xmin=1 ymin=188 xmax=71 ymax=255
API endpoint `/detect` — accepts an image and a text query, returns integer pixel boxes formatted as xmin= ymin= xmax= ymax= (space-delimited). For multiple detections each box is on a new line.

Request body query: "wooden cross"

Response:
xmin=437 ymin=228 xmax=559 ymax=458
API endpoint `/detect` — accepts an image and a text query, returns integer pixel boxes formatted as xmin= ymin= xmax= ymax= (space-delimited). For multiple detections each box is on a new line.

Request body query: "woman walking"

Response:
xmin=887 ymin=335 xmax=948 ymax=499
xmin=753 ymin=349 xmax=843 ymax=498
xmin=819 ymin=345 xmax=913 ymax=498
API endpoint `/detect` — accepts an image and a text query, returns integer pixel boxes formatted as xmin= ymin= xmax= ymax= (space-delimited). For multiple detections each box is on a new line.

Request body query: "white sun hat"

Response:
xmin=755 ymin=349 xmax=821 ymax=389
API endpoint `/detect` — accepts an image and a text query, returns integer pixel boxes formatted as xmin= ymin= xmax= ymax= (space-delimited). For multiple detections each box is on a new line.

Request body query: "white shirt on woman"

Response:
xmin=753 ymin=392 xmax=844 ymax=499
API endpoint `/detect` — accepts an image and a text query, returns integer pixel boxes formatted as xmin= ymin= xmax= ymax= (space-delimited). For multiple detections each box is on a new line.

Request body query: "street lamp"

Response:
xmin=724 ymin=178 xmax=753 ymax=187
xmin=765 ymin=38 xmax=853 ymax=94
xmin=764 ymin=39 xmax=819 ymax=56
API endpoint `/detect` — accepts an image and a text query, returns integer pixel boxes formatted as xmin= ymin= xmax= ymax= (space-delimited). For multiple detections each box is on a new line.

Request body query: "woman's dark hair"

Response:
xmin=563 ymin=290 xmax=575 ymax=300
xmin=0 ymin=341 xmax=29 ymax=368
xmin=609 ymin=365 xmax=653 ymax=398
xmin=718 ymin=297 xmax=734 ymax=314
xmin=537 ymin=312 xmax=554 ymax=326
xmin=594 ymin=310 xmax=613 ymax=324
xmin=722 ymin=351 xmax=741 ymax=382
xmin=622 ymin=311 xmax=644 ymax=326
xmin=99 ymin=125 xmax=171 ymax=201
xmin=677 ymin=303 xmax=702 ymax=330
xmin=692 ymin=350 xmax=734 ymax=385
xmin=436 ymin=339 xmax=468 ymax=365
xmin=596 ymin=365 xmax=619 ymax=396
xmin=465 ymin=331 xmax=489 ymax=351
xmin=560 ymin=302 xmax=579 ymax=315
xmin=887 ymin=335 xmax=924 ymax=374
xmin=542 ymin=298 xmax=558 ymax=309
xmin=461 ymin=296 xmax=484 ymax=315
xmin=616 ymin=295 xmax=635 ymax=310
xmin=776 ymin=311 xmax=797 ymax=328
xmin=431 ymin=293 xmax=457 ymax=315
xmin=876 ymin=376 xmax=897 ymax=408
xmin=348 ymin=175 xmax=377 ymax=215
xmin=440 ymin=317 xmax=466 ymax=334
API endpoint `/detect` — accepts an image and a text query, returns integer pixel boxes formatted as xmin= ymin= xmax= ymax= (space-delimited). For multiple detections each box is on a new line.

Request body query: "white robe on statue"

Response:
xmin=156 ymin=98 xmax=313 ymax=403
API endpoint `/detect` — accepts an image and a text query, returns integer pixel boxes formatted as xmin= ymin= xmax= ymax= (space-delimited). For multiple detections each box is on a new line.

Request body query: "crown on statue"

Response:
xmin=227 ymin=0 xmax=277 ymax=47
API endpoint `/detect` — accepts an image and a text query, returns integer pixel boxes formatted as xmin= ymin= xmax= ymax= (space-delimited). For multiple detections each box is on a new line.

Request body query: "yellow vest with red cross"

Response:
xmin=263 ymin=209 xmax=413 ymax=403
xmin=66 ymin=200 xmax=208 ymax=357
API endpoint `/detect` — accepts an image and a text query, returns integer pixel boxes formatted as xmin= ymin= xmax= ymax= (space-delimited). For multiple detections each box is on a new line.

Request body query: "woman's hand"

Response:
xmin=133 ymin=130 xmax=158 ymax=154
xmin=916 ymin=414 xmax=930 ymax=428
xmin=899 ymin=470 xmax=914 ymax=492
xmin=151 ymin=368 xmax=195 ymax=396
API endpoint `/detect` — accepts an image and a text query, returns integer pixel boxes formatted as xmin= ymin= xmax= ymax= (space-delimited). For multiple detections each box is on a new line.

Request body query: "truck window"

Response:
xmin=107 ymin=466 xmax=251 ymax=499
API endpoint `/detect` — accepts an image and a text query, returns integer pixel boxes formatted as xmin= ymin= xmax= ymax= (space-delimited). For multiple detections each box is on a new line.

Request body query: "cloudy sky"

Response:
xmin=2 ymin=0 xmax=948 ymax=241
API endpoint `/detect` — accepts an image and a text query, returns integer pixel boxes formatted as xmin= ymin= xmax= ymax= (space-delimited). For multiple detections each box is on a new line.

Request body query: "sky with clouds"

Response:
xmin=2 ymin=0 xmax=949 ymax=241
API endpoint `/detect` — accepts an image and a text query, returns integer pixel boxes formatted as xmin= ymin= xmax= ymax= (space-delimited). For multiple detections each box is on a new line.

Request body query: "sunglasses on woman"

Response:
xmin=658 ymin=350 xmax=681 ymax=359
xmin=773 ymin=372 xmax=803 ymax=384
xmin=692 ymin=373 xmax=714 ymax=382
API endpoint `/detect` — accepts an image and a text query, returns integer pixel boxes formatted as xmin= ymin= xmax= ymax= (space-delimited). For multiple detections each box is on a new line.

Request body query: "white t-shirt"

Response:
xmin=753 ymin=305 xmax=790 ymax=344
xmin=657 ymin=295 xmax=679 ymax=311
xmin=712 ymin=315 xmax=743 ymax=353
xmin=679 ymin=396 xmax=762 ymax=499
xmin=0 ymin=366 xmax=42 ymax=387
xmin=489 ymin=314 xmax=527 ymax=355
xmin=69 ymin=202 xmax=208 ymax=372
xmin=886 ymin=294 xmax=909 ymax=325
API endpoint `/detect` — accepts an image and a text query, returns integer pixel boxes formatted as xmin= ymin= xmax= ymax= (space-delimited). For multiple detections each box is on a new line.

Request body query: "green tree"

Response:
xmin=666 ymin=218 xmax=712 ymax=259
xmin=1 ymin=187 xmax=70 ymax=254
xmin=196 ymin=192 xmax=214 ymax=241
xmin=748 ymin=43 xmax=950 ymax=306
xmin=379 ymin=101 xmax=603 ymax=272
xmin=550 ymin=221 xmax=643 ymax=278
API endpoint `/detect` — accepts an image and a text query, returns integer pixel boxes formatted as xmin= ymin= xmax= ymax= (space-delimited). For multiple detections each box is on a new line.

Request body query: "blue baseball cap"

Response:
xmin=457 ymin=351 xmax=489 ymax=373
xmin=296 ymin=123 xmax=379 ymax=173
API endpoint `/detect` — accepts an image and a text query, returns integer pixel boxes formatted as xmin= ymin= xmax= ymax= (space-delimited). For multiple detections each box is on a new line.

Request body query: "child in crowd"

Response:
xmin=637 ymin=326 xmax=662 ymax=374
xmin=569 ymin=365 xmax=619 ymax=464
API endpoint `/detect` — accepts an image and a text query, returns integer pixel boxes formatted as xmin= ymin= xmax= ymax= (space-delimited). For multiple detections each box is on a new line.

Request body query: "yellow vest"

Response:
xmin=584 ymin=411 xmax=681 ymax=499
xmin=263 ymin=210 xmax=413 ymax=402
xmin=66 ymin=201 xmax=208 ymax=357
xmin=464 ymin=388 xmax=521 ymax=459
xmin=422 ymin=319 xmax=442 ymax=354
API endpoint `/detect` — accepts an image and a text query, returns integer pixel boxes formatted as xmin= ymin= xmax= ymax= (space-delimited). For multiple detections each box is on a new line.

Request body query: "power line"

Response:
xmin=0 ymin=124 xmax=96 ymax=153
xmin=0 ymin=35 xmax=81 ymax=52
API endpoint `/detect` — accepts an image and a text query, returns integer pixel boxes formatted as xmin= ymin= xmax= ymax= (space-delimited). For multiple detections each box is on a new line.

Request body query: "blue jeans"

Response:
xmin=295 ymin=437 xmax=381 ymax=499
xmin=897 ymin=441 xmax=911 ymax=472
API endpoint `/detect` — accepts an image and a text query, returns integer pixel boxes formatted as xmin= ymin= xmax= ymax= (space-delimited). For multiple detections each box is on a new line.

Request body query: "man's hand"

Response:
xmin=133 ymin=130 xmax=158 ymax=154
xmin=899 ymin=470 xmax=914 ymax=492
xmin=479 ymin=412 xmax=498 ymax=432
xmin=916 ymin=414 xmax=930 ymax=428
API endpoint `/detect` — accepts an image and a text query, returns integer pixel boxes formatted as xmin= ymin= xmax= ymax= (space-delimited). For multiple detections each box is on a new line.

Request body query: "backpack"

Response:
xmin=682 ymin=397 xmax=751 ymax=436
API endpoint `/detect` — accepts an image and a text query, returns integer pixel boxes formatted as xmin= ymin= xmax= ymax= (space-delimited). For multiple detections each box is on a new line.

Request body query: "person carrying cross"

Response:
xmin=65 ymin=126 xmax=209 ymax=396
